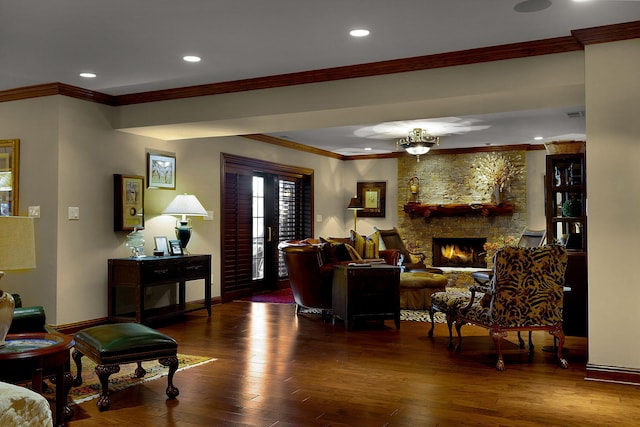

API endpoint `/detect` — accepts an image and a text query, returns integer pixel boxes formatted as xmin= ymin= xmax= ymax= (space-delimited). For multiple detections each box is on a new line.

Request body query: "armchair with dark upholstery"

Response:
xmin=374 ymin=226 xmax=441 ymax=273
xmin=455 ymin=245 xmax=569 ymax=371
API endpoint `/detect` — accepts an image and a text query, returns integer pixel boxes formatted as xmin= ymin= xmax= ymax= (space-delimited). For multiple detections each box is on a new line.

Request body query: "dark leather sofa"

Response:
xmin=278 ymin=239 xmax=400 ymax=315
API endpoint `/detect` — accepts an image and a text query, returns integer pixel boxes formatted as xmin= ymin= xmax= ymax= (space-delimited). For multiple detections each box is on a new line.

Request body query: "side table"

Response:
xmin=0 ymin=333 xmax=75 ymax=427
xmin=332 ymin=264 xmax=401 ymax=331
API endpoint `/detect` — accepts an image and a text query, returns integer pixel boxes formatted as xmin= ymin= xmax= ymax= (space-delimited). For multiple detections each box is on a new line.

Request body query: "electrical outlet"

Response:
xmin=28 ymin=206 xmax=40 ymax=218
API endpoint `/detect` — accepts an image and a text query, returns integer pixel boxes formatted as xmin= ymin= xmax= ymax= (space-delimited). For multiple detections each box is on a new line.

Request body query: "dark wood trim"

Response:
xmin=427 ymin=143 xmax=546 ymax=156
xmin=0 ymin=82 xmax=116 ymax=105
xmin=1 ymin=21 xmax=637 ymax=107
xmin=243 ymin=134 xmax=344 ymax=160
xmin=404 ymin=202 xmax=514 ymax=218
xmin=115 ymin=36 xmax=581 ymax=105
xmin=54 ymin=296 xmax=222 ymax=334
xmin=572 ymin=21 xmax=640 ymax=47
xmin=221 ymin=152 xmax=314 ymax=178
xmin=586 ymin=363 xmax=640 ymax=386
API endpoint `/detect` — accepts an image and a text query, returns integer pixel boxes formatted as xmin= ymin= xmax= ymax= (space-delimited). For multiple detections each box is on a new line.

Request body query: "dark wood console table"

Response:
xmin=108 ymin=254 xmax=212 ymax=324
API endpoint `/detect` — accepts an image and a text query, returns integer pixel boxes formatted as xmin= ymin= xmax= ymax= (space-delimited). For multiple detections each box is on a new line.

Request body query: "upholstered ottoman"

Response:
xmin=72 ymin=323 xmax=179 ymax=411
xmin=430 ymin=290 xmax=483 ymax=347
xmin=399 ymin=271 xmax=448 ymax=310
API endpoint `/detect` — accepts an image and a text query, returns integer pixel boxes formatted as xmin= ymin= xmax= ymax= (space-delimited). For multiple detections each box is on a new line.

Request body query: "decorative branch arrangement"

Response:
xmin=471 ymin=153 xmax=523 ymax=193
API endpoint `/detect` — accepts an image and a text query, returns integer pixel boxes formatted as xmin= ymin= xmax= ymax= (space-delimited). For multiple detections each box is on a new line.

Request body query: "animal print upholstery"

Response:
xmin=464 ymin=245 xmax=567 ymax=327
xmin=456 ymin=245 xmax=570 ymax=370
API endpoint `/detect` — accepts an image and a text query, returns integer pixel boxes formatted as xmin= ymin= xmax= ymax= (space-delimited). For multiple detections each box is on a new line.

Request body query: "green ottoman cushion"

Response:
xmin=73 ymin=323 xmax=179 ymax=411
xmin=74 ymin=323 xmax=177 ymax=365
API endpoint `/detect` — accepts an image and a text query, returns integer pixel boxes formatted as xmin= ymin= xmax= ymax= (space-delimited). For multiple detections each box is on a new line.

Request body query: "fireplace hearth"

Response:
xmin=433 ymin=237 xmax=487 ymax=268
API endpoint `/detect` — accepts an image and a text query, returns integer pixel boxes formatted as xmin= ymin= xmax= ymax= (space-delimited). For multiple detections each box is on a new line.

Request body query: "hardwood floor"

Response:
xmin=65 ymin=301 xmax=640 ymax=426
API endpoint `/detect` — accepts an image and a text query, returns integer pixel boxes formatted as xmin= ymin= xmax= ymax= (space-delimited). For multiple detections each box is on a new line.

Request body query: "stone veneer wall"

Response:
xmin=397 ymin=150 xmax=527 ymax=267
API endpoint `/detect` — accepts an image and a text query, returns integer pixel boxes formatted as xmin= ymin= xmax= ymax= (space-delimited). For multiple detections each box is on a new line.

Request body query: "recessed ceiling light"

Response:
xmin=534 ymin=136 xmax=544 ymax=140
xmin=183 ymin=55 xmax=201 ymax=63
xmin=350 ymin=29 xmax=370 ymax=37
xmin=364 ymin=147 xmax=372 ymax=151
xmin=79 ymin=72 xmax=96 ymax=78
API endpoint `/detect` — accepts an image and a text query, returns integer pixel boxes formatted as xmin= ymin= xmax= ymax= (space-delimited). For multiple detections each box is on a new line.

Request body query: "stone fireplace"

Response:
xmin=433 ymin=237 xmax=487 ymax=268
xmin=396 ymin=150 xmax=527 ymax=268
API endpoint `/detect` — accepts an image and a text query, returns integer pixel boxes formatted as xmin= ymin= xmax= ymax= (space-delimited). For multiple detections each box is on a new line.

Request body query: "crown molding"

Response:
xmin=1 ymin=21 xmax=637 ymax=107
xmin=115 ymin=36 xmax=580 ymax=106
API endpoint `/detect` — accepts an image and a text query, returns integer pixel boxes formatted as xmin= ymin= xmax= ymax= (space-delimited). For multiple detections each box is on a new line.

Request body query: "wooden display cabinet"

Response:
xmin=545 ymin=153 xmax=587 ymax=337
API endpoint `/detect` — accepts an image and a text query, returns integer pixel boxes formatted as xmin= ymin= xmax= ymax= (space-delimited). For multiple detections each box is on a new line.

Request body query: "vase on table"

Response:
xmin=493 ymin=186 xmax=503 ymax=205
xmin=0 ymin=288 xmax=15 ymax=345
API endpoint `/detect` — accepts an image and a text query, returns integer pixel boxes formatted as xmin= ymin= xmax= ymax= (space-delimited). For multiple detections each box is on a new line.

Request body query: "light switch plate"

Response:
xmin=68 ymin=207 xmax=79 ymax=220
xmin=204 ymin=210 xmax=214 ymax=221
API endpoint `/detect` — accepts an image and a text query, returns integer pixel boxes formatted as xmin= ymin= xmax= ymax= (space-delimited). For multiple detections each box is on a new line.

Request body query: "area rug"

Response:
xmin=36 ymin=354 xmax=215 ymax=404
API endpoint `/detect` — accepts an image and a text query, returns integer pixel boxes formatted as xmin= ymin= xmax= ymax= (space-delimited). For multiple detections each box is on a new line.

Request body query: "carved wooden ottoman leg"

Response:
xmin=71 ymin=349 xmax=84 ymax=386
xmin=159 ymin=356 xmax=180 ymax=399
xmin=133 ymin=361 xmax=146 ymax=378
xmin=96 ymin=364 xmax=120 ymax=411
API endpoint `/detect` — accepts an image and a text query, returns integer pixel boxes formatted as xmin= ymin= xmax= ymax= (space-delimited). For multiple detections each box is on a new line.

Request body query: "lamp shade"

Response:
xmin=162 ymin=194 xmax=207 ymax=251
xmin=347 ymin=197 xmax=363 ymax=210
xmin=0 ymin=216 xmax=36 ymax=271
xmin=162 ymin=194 xmax=208 ymax=220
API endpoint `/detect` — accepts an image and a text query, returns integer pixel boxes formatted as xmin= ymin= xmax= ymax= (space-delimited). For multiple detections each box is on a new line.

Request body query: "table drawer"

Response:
xmin=182 ymin=259 xmax=208 ymax=280
xmin=140 ymin=262 xmax=181 ymax=284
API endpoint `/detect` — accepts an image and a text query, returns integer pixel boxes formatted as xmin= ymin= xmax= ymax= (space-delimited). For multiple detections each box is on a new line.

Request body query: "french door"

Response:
xmin=221 ymin=154 xmax=312 ymax=302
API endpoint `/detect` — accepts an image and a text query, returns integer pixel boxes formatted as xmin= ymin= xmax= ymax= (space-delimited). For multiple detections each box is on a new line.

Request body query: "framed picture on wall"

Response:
xmin=357 ymin=181 xmax=386 ymax=217
xmin=147 ymin=152 xmax=176 ymax=189
xmin=114 ymin=174 xmax=145 ymax=231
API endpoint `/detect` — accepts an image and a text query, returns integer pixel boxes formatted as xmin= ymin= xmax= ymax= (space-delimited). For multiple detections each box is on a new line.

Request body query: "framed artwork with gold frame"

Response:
xmin=357 ymin=181 xmax=386 ymax=217
xmin=0 ymin=139 xmax=19 ymax=216
xmin=114 ymin=174 xmax=145 ymax=231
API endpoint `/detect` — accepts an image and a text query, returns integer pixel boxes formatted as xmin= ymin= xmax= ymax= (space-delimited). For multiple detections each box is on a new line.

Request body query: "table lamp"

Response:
xmin=0 ymin=216 xmax=36 ymax=345
xmin=162 ymin=194 xmax=208 ymax=252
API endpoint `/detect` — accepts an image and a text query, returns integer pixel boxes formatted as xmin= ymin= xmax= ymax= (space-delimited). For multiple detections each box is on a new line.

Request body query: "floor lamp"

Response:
xmin=347 ymin=196 xmax=363 ymax=232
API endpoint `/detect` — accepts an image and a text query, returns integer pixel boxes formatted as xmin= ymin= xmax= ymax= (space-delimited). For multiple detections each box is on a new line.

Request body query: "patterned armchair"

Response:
xmin=455 ymin=245 xmax=569 ymax=371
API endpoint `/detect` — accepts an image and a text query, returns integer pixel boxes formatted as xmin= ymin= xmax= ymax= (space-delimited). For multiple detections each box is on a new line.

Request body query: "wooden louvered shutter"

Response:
xmin=221 ymin=171 xmax=253 ymax=302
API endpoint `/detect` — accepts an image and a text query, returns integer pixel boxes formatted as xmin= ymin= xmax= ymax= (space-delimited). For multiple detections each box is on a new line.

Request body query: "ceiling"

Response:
xmin=3 ymin=1 xmax=640 ymax=155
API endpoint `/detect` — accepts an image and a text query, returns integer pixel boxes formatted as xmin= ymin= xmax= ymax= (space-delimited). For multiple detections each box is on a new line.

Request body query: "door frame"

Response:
xmin=220 ymin=153 xmax=314 ymax=302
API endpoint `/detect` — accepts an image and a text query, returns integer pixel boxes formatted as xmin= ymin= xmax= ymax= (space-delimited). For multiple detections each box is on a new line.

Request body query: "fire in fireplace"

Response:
xmin=433 ymin=237 xmax=487 ymax=268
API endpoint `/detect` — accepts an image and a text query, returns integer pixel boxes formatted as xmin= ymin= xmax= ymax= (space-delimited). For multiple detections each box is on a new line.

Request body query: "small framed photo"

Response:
xmin=154 ymin=236 xmax=170 ymax=255
xmin=357 ymin=181 xmax=386 ymax=218
xmin=169 ymin=239 xmax=183 ymax=255
xmin=147 ymin=152 xmax=176 ymax=189
xmin=114 ymin=174 xmax=144 ymax=231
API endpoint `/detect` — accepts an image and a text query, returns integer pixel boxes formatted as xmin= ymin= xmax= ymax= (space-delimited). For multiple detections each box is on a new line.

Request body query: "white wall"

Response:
xmin=586 ymin=39 xmax=640 ymax=369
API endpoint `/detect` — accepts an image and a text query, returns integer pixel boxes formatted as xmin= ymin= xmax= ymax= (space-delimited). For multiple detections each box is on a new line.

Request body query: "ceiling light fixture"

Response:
xmin=397 ymin=128 xmax=440 ymax=162
xmin=79 ymin=72 xmax=96 ymax=78
xmin=350 ymin=29 xmax=370 ymax=37
xmin=183 ymin=55 xmax=201 ymax=63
